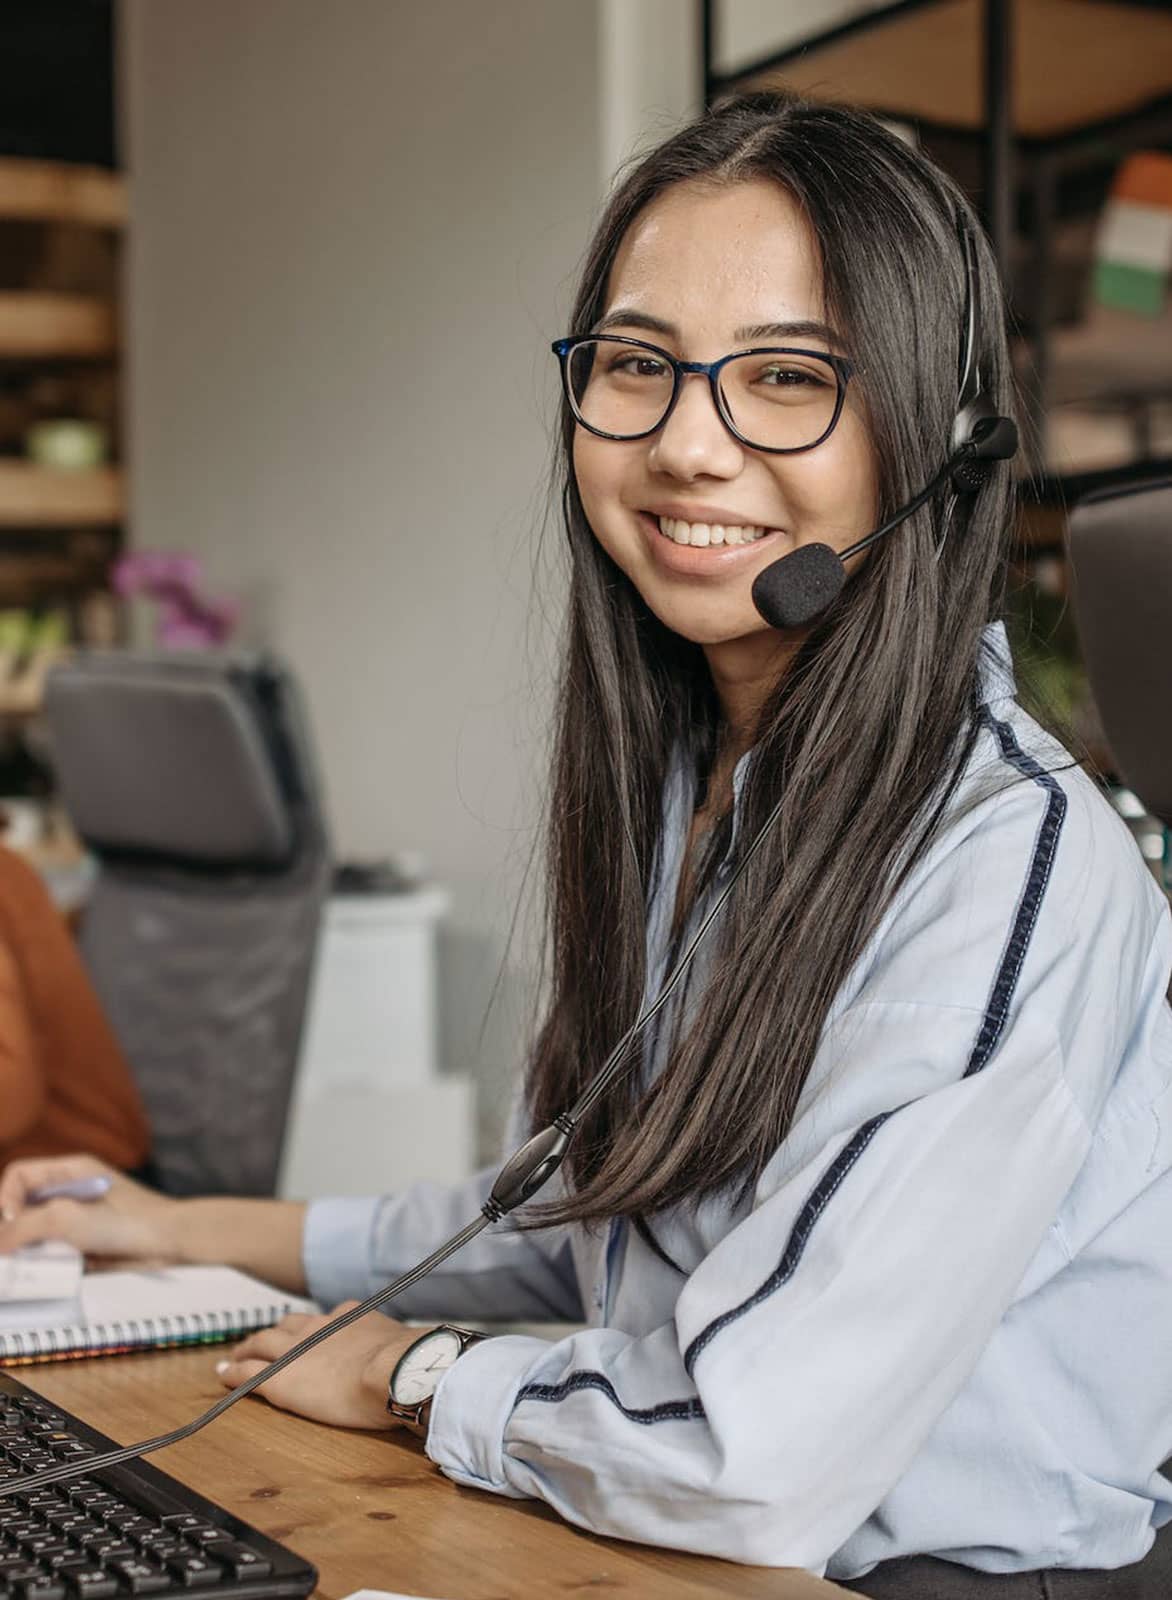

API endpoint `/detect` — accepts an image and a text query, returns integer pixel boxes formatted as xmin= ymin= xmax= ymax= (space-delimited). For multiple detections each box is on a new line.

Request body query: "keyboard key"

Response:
xmin=188 ymin=1527 xmax=232 ymax=1548
xmin=44 ymin=1513 xmax=91 ymax=1536
xmin=43 ymin=1549 xmax=91 ymax=1574
xmin=103 ymin=1512 xmax=155 ymax=1538
xmin=20 ymin=1533 xmax=71 ymax=1557
xmin=165 ymin=1552 xmax=223 ymax=1587
xmin=106 ymin=1557 xmax=172 ymax=1595
xmin=80 ymin=1534 xmax=136 ymax=1561
xmin=213 ymin=1543 xmax=273 ymax=1581
xmin=3 ymin=1520 xmax=41 ymax=1540
xmin=69 ymin=1492 xmax=118 ymax=1515
xmin=14 ymin=1578 xmax=67 ymax=1600
xmin=67 ymin=1567 xmax=120 ymax=1598
xmin=134 ymin=1531 xmax=185 ymax=1558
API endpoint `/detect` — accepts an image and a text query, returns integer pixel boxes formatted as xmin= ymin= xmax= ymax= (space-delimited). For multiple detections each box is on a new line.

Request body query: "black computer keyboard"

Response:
xmin=0 ymin=1373 xmax=316 ymax=1599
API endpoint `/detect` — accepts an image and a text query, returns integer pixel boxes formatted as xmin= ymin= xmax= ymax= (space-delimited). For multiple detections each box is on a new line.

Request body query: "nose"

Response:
xmin=647 ymin=371 xmax=744 ymax=481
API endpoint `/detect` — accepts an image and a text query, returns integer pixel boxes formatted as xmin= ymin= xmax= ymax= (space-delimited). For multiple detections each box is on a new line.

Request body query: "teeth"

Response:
xmin=657 ymin=516 xmax=767 ymax=547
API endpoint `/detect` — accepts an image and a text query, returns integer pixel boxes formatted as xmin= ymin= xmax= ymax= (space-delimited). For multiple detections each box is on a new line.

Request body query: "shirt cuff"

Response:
xmin=301 ymin=1195 xmax=381 ymax=1309
xmin=425 ymin=1332 xmax=550 ymax=1493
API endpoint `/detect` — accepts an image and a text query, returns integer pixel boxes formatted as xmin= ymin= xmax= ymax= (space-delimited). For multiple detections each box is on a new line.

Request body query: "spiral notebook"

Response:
xmin=0 ymin=1258 xmax=315 ymax=1366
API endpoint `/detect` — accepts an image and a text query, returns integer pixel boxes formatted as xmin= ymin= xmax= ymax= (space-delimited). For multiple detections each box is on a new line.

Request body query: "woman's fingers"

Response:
xmin=221 ymin=1305 xmax=355 ymax=1380
xmin=212 ymin=1307 xmax=412 ymax=1430
xmin=0 ymin=1196 xmax=95 ymax=1253
xmin=0 ymin=1155 xmax=110 ymax=1222
xmin=227 ymin=1316 xmax=320 ymax=1365
xmin=215 ymin=1357 xmax=271 ymax=1392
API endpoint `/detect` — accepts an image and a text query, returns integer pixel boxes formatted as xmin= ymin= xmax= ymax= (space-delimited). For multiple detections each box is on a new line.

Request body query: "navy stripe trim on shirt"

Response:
xmin=518 ymin=706 xmax=1068 ymax=1417
xmin=517 ymin=1371 xmax=705 ymax=1423
xmin=682 ymin=1111 xmax=895 ymax=1376
xmin=964 ymin=710 xmax=1068 ymax=1077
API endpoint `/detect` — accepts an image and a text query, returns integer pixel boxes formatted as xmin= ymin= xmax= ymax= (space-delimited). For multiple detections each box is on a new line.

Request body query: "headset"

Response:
xmin=2 ymin=211 xmax=1023 ymax=1503
xmin=751 ymin=212 xmax=1019 ymax=631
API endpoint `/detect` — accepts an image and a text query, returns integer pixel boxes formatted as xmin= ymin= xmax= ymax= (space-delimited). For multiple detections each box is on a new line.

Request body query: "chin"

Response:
xmin=646 ymin=598 xmax=773 ymax=648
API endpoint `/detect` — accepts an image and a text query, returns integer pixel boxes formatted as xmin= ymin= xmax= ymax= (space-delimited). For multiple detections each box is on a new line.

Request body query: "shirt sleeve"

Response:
xmin=303 ymin=1161 xmax=584 ymax=1323
xmin=425 ymin=766 xmax=1172 ymax=1569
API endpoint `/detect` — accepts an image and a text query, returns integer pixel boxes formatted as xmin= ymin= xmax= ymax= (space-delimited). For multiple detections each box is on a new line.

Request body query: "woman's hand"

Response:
xmin=0 ymin=1154 xmax=179 ymax=1265
xmin=215 ymin=1303 xmax=425 ymax=1431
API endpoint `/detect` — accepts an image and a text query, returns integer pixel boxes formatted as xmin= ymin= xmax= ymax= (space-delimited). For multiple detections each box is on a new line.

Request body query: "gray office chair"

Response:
xmin=44 ymin=651 xmax=332 ymax=1196
xmin=1069 ymin=476 xmax=1172 ymax=827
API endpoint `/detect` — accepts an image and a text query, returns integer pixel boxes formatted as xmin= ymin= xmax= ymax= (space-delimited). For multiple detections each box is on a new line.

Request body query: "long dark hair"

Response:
xmin=523 ymin=92 xmax=1017 ymax=1226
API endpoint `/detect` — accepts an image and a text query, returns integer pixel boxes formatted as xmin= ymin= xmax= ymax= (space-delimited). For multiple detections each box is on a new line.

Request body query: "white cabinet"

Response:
xmin=278 ymin=887 xmax=474 ymax=1199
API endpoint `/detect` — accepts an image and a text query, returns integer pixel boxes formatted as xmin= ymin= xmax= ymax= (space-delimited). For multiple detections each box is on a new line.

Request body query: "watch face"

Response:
xmin=392 ymin=1328 xmax=464 ymax=1407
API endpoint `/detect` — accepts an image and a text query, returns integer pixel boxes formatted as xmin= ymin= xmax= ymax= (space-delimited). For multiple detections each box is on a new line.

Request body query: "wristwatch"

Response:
xmin=386 ymin=1323 xmax=485 ymax=1437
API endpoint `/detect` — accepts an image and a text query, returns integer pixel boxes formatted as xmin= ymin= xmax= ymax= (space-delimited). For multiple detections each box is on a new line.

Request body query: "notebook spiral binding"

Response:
xmin=0 ymin=1303 xmax=278 ymax=1366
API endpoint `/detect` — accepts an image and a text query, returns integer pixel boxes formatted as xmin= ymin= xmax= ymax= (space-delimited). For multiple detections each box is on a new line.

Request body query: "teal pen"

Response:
xmin=27 ymin=1176 xmax=113 ymax=1204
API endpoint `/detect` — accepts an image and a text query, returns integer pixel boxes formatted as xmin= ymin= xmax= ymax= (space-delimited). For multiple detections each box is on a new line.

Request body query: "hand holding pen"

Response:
xmin=0 ymin=1157 xmax=175 ymax=1262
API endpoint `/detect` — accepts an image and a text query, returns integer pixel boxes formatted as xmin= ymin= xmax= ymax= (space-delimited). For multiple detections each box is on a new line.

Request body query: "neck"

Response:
xmin=703 ymin=629 xmax=800 ymax=755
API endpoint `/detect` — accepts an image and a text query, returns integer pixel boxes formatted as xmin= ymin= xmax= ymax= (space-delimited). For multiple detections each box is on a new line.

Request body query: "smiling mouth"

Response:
xmin=653 ymin=514 xmax=773 ymax=548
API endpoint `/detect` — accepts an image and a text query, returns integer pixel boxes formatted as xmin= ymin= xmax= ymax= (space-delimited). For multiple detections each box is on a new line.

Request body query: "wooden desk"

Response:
xmin=18 ymin=1348 xmax=853 ymax=1600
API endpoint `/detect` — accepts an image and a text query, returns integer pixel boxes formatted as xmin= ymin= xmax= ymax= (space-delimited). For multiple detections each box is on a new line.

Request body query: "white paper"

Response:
xmin=344 ymin=1591 xmax=453 ymax=1600
xmin=0 ymin=1243 xmax=83 ymax=1327
xmin=78 ymin=1264 xmax=314 ymax=1326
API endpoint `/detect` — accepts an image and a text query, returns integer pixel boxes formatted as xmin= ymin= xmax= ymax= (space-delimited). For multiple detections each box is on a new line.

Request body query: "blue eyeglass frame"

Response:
xmin=551 ymin=333 xmax=855 ymax=455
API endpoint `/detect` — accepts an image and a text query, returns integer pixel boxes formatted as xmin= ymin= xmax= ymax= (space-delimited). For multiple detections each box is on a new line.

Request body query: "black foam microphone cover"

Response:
xmin=751 ymin=542 xmax=846 ymax=629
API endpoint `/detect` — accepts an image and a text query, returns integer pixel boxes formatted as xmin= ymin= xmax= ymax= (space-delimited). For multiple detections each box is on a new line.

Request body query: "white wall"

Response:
xmin=598 ymin=0 xmax=700 ymax=192
xmin=120 ymin=0 xmax=603 ymax=1152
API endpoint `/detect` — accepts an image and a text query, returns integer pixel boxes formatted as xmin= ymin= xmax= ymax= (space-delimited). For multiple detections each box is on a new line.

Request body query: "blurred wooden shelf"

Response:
xmin=1017 ymin=499 xmax=1068 ymax=552
xmin=0 ymin=158 xmax=126 ymax=228
xmin=0 ymin=555 xmax=87 ymax=594
xmin=0 ymin=293 xmax=117 ymax=359
xmin=0 ymin=463 xmax=123 ymax=527
xmin=731 ymin=0 xmax=1172 ymax=141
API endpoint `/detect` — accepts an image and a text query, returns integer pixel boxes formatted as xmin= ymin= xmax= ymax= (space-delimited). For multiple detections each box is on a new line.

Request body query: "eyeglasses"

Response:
xmin=552 ymin=334 xmax=854 ymax=454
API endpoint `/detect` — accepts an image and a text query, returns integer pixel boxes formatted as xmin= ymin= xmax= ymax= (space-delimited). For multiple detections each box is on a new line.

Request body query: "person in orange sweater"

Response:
xmin=0 ymin=842 xmax=150 ymax=1171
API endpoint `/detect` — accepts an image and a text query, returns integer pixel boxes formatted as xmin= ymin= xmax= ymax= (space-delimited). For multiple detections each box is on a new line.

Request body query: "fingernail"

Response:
xmin=215 ymin=1360 xmax=230 ymax=1374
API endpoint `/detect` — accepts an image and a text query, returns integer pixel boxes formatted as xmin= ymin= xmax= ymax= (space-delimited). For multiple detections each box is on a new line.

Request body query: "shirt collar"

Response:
xmin=977 ymin=619 xmax=1016 ymax=706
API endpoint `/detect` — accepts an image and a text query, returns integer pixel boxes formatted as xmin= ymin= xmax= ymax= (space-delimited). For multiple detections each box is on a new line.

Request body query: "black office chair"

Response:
xmin=1068 ymin=476 xmax=1172 ymax=827
xmin=44 ymin=651 xmax=332 ymax=1195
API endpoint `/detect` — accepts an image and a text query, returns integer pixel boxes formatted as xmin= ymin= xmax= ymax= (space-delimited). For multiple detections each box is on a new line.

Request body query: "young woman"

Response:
xmin=2 ymin=94 xmax=1170 ymax=1596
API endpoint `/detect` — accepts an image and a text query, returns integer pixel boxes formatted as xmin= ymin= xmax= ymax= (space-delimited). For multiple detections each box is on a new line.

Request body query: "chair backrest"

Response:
xmin=1068 ymin=476 xmax=1172 ymax=827
xmin=44 ymin=651 xmax=332 ymax=1195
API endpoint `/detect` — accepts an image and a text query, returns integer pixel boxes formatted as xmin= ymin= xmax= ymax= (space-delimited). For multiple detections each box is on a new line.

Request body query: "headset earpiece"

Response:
xmin=949 ymin=407 xmax=1019 ymax=493
xmin=948 ymin=218 xmax=1017 ymax=498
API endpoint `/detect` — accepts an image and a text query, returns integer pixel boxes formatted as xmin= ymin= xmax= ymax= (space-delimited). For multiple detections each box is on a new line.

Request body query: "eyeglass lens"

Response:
xmin=566 ymin=338 xmax=841 ymax=451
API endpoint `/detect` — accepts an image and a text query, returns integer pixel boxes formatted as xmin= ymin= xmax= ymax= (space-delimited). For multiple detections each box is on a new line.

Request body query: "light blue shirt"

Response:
xmin=303 ymin=625 xmax=1172 ymax=1580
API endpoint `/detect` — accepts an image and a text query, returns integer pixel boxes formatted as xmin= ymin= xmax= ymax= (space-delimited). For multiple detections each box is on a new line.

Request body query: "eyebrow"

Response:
xmin=591 ymin=309 xmax=841 ymax=346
